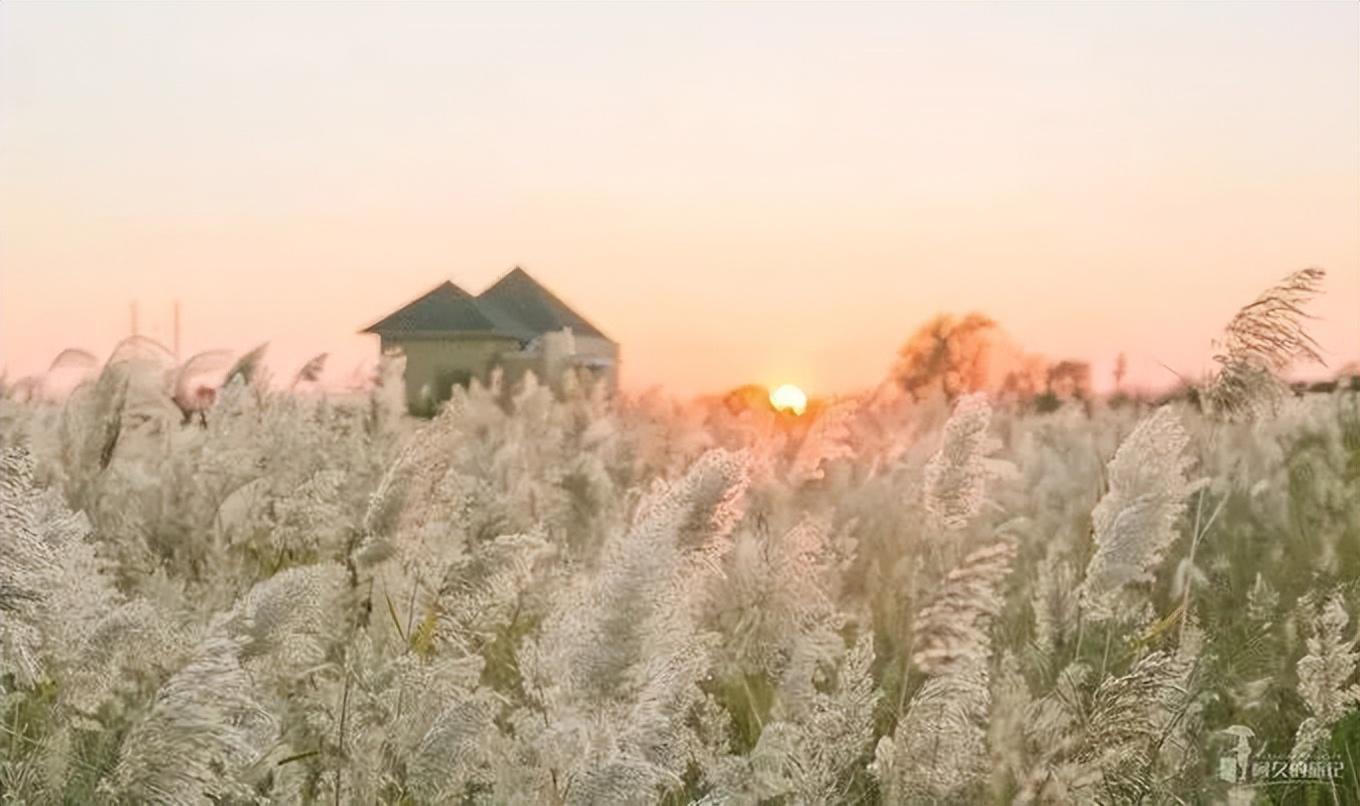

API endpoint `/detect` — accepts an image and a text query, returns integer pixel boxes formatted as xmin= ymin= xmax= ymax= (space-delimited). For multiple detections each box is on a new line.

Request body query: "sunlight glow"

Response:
xmin=769 ymin=383 xmax=808 ymax=415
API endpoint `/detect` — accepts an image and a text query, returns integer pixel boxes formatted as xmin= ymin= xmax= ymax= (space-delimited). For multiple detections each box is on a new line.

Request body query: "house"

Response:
xmin=362 ymin=267 xmax=618 ymax=412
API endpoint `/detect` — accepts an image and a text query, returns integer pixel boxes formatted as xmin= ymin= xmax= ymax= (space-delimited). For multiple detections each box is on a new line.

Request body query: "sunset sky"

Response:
xmin=2 ymin=2 xmax=1357 ymax=397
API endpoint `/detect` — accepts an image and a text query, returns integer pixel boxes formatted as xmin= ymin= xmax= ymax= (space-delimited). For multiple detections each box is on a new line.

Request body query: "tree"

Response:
xmin=1046 ymin=360 xmax=1092 ymax=401
xmin=890 ymin=313 xmax=1002 ymax=401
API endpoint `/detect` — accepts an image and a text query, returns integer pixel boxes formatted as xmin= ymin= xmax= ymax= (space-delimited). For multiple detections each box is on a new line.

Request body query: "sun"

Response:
xmin=769 ymin=383 xmax=808 ymax=415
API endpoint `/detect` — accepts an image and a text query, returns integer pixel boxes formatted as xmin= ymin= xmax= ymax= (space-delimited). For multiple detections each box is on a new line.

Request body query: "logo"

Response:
xmin=1216 ymin=726 xmax=1345 ymax=787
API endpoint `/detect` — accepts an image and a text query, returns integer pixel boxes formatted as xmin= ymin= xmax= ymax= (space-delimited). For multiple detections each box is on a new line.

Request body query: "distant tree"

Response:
xmin=1046 ymin=360 xmax=1092 ymax=401
xmin=722 ymin=384 xmax=771 ymax=415
xmin=997 ymin=354 xmax=1048 ymax=405
xmin=1031 ymin=360 xmax=1092 ymax=413
xmin=1108 ymin=352 xmax=1137 ymax=408
xmin=890 ymin=313 xmax=1002 ymax=401
xmin=1336 ymin=361 xmax=1360 ymax=392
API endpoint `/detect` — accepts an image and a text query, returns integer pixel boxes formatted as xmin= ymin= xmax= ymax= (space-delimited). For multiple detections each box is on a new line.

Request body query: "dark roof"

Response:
xmin=476 ymin=267 xmax=610 ymax=341
xmin=363 ymin=268 xmax=613 ymax=343
xmin=361 ymin=281 xmax=503 ymax=335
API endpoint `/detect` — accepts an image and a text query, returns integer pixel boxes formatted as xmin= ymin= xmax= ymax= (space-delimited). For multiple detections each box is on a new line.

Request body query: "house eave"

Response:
xmin=367 ymin=329 xmax=525 ymax=342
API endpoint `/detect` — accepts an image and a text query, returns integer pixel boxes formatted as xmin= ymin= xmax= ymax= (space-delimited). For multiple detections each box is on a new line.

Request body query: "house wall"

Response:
xmin=476 ymin=332 xmax=620 ymax=393
xmin=573 ymin=335 xmax=618 ymax=363
xmin=493 ymin=336 xmax=620 ymax=393
xmin=383 ymin=332 xmax=621 ymax=414
xmin=384 ymin=335 xmax=521 ymax=412
xmin=570 ymin=335 xmax=620 ymax=390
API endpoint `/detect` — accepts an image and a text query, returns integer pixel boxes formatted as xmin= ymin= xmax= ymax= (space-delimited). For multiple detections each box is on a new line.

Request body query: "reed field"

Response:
xmin=1 ymin=270 xmax=1357 ymax=805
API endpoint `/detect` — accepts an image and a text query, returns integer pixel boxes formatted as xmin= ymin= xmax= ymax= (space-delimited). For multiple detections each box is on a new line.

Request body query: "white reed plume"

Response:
xmin=1079 ymin=407 xmax=1204 ymax=621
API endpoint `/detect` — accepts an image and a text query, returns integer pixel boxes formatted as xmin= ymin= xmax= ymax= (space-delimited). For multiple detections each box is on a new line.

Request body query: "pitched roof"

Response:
xmin=361 ymin=269 xmax=614 ymax=343
xmin=476 ymin=267 xmax=611 ymax=341
xmin=361 ymin=281 xmax=503 ymax=335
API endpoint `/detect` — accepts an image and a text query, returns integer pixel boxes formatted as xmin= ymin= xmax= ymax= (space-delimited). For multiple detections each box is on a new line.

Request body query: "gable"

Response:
xmin=476 ymin=267 xmax=611 ymax=342
xmin=362 ymin=269 xmax=613 ymax=343
xmin=362 ymin=281 xmax=503 ymax=336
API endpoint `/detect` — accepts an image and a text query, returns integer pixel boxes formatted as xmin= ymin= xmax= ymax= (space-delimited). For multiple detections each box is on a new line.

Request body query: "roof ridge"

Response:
xmin=361 ymin=279 xmax=501 ymax=335
xmin=424 ymin=279 xmax=473 ymax=298
xmin=476 ymin=266 xmax=612 ymax=342
xmin=362 ymin=270 xmax=613 ymax=342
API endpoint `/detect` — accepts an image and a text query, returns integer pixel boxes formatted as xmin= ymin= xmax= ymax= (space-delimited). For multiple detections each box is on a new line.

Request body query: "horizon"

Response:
xmin=5 ymin=268 xmax=1351 ymax=402
xmin=2 ymin=2 xmax=1357 ymax=397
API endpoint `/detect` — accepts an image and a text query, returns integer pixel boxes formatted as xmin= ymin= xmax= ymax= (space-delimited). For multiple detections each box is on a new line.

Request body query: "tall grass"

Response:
xmin=0 ymin=271 xmax=1357 ymax=804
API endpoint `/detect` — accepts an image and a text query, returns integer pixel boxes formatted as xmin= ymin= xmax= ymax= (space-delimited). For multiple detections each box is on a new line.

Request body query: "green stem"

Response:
xmin=334 ymin=671 xmax=351 ymax=806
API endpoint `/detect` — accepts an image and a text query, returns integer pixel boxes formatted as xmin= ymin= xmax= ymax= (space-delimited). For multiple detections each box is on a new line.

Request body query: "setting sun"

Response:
xmin=769 ymin=383 xmax=808 ymax=415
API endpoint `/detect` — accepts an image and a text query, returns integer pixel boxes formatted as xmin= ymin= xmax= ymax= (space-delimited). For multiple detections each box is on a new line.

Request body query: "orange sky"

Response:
xmin=2 ymin=3 xmax=1357 ymax=397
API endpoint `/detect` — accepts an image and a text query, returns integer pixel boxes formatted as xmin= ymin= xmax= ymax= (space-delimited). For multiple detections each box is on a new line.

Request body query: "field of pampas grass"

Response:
xmin=1 ymin=271 xmax=1358 ymax=805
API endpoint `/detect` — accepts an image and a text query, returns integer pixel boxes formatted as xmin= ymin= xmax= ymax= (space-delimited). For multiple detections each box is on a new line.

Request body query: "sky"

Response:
xmin=2 ymin=2 xmax=1357 ymax=397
